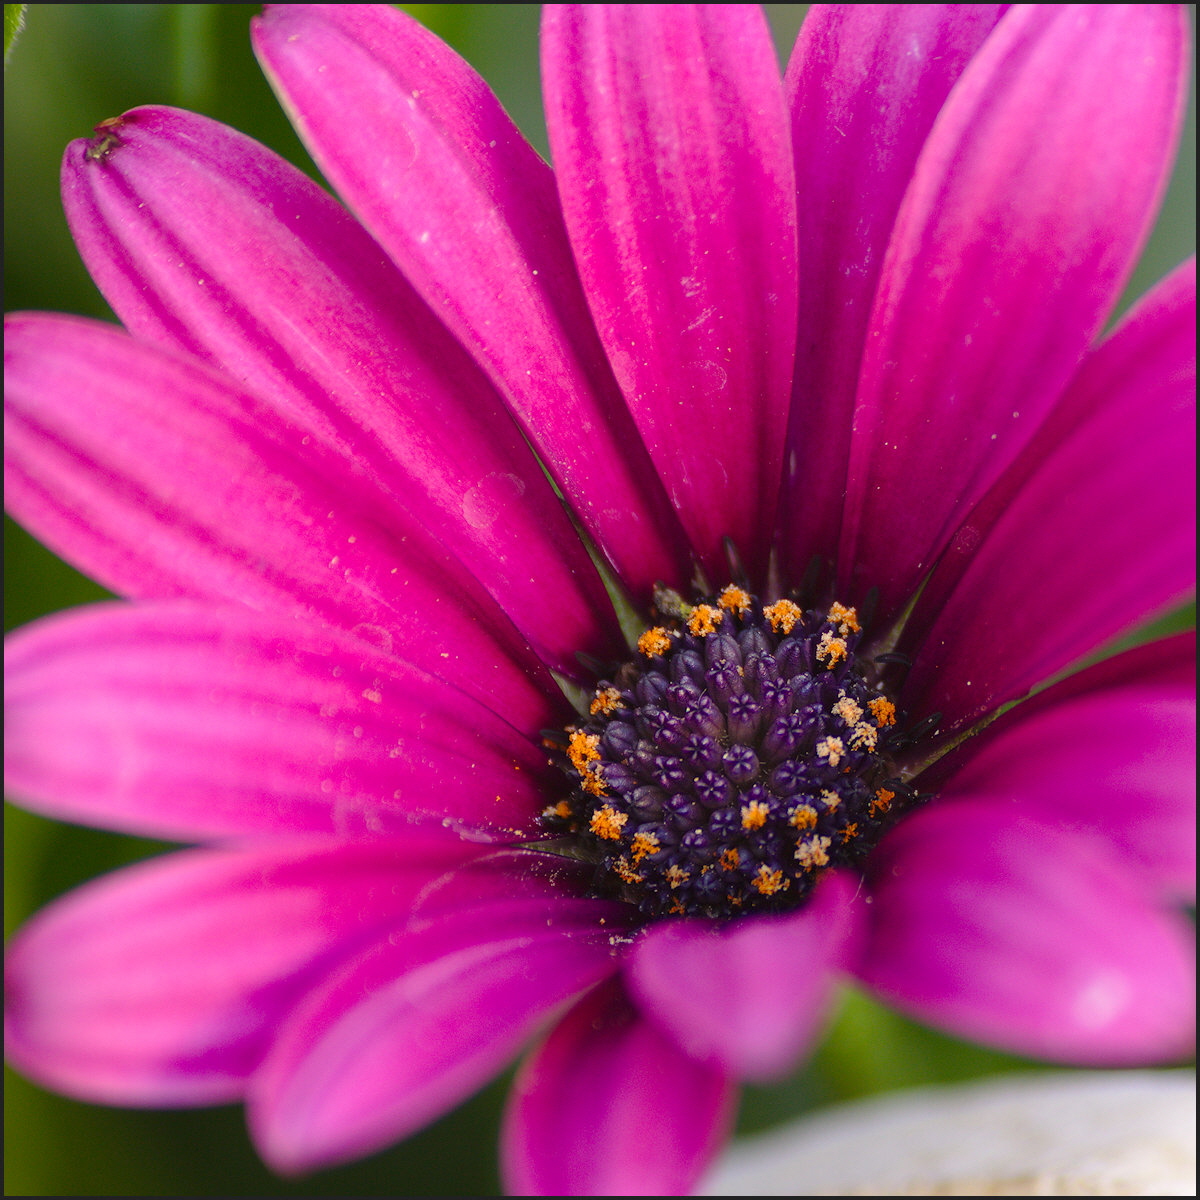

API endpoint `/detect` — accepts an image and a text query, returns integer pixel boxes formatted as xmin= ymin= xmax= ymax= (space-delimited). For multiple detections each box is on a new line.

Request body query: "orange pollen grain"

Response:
xmin=849 ymin=722 xmax=878 ymax=751
xmin=816 ymin=737 xmax=845 ymax=767
xmin=630 ymin=831 xmax=660 ymax=863
xmin=665 ymin=865 xmax=690 ymax=889
xmin=827 ymin=602 xmax=861 ymax=634
xmin=752 ymin=866 xmax=788 ymax=895
xmin=718 ymin=585 xmax=752 ymax=615
xmin=789 ymin=804 xmax=818 ymax=831
xmin=816 ymin=631 xmax=848 ymax=668
xmin=871 ymin=788 xmax=895 ymax=816
xmin=719 ymin=847 xmax=741 ymax=871
xmin=763 ymin=599 xmax=802 ymax=634
xmin=567 ymin=731 xmax=601 ymax=773
xmin=543 ymin=799 xmax=573 ymax=820
xmin=580 ymin=766 xmax=608 ymax=796
xmin=869 ymin=697 xmax=897 ymax=727
xmin=795 ymin=835 xmax=832 ymax=870
xmin=637 ymin=626 xmax=672 ymax=657
xmin=687 ymin=604 xmax=724 ymax=637
xmin=589 ymin=686 xmax=622 ymax=716
xmin=589 ymin=805 xmax=627 ymax=840
xmin=613 ymin=856 xmax=643 ymax=884
xmin=841 ymin=822 xmax=859 ymax=843
xmin=741 ymin=800 xmax=770 ymax=830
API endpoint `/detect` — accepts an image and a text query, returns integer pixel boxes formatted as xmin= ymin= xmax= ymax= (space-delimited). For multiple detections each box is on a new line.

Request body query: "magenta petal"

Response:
xmin=59 ymin=105 xmax=623 ymax=671
xmin=837 ymin=5 xmax=1189 ymax=614
xmin=903 ymin=259 xmax=1196 ymax=730
xmin=626 ymin=869 xmax=862 ymax=1081
xmin=251 ymin=3 xmax=691 ymax=602
xmin=4 ymin=602 xmax=558 ymax=842
xmin=858 ymin=802 xmax=1196 ymax=1065
xmin=779 ymin=5 xmax=1004 ymax=581
xmin=3 ymin=313 xmax=559 ymax=718
xmin=247 ymin=895 xmax=628 ymax=1173
xmin=543 ymin=5 xmax=797 ymax=579
xmin=401 ymin=848 xmax=604 ymax=922
xmin=923 ymin=632 xmax=1196 ymax=902
xmin=4 ymin=836 xmax=486 ymax=1106
xmin=501 ymin=977 xmax=736 ymax=1196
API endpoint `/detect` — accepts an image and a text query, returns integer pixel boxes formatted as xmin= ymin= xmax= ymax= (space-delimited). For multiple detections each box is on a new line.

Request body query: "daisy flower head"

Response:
xmin=4 ymin=5 xmax=1195 ymax=1195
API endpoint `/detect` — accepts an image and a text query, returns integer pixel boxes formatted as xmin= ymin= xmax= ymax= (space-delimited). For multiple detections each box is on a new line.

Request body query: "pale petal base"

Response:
xmin=700 ymin=1071 xmax=1196 ymax=1196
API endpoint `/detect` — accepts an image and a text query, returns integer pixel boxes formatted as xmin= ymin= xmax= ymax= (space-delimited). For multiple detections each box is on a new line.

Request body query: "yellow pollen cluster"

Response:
xmin=795 ymin=835 xmax=832 ymax=869
xmin=630 ymin=831 xmax=660 ymax=863
xmin=820 ymin=788 xmax=841 ymax=811
xmin=613 ymin=856 xmax=643 ymax=885
xmin=827 ymin=602 xmax=861 ymax=634
xmin=665 ymin=864 xmax=690 ymax=889
xmin=832 ymin=693 xmax=863 ymax=725
xmin=687 ymin=604 xmax=724 ymax=636
xmin=567 ymin=731 xmax=607 ymax=794
xmin=740 ymin=800 xmax=769 ymax=830
xmin=849 ymin=722 xmax=878 ymax=751
xmin=869 ymin=697 xmax=897 ymax=727
xmin=816 ymin=736 xmax=845 ymax=767
xmin=789 ymin=803 xmax=818 ymax=830
xmin=567 ymin=730 xmax=600 ymax=773
xmin=871 ymin=788 xmax=895 ymax=817
xmin=589 ymin=686 xmax=622 ymax=716
xmin=816 ymin=631 xmax=848 ymax=668
xmin=637 ymin=626 xmax=672 ymax=657
xmin=763 ymin=599 xmax=802 ymax=634
xmin=542 ymin=799 xmax=573 ymax=821
xmin=589 ymin=805 xmax=627 ymax=840
xmin=580 ymin=768 xmax=607 ymax=796
xmin=718 ymin=584 xmax=752 ymax=615
xmin=752 ymin=866 xmax=788 ymax=895
xmin=719 ymin=847 xmax=741 ymax=871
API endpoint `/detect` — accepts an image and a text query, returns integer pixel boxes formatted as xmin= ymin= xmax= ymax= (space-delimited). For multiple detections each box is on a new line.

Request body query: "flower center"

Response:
xmin=541 ymin=585 xmax=918 ymax=919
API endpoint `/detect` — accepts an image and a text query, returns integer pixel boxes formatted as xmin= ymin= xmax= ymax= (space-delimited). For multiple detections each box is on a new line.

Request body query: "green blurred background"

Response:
xmin=4 ymin=5 xmax=1195 ymax=1195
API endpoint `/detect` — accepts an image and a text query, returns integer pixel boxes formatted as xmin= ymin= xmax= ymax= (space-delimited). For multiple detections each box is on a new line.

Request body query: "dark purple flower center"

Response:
xmin=542 ymin=585 xmax=920 ymax=919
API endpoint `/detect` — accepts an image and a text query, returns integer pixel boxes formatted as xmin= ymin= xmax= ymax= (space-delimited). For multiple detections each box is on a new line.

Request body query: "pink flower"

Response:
xmin=4 ymin=4 xmax=1195 ymax=1194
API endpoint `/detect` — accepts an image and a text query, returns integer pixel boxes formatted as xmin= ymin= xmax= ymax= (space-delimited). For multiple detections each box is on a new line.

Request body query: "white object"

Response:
xmin=700 ymin=1070 xmax=1196 ymax=1196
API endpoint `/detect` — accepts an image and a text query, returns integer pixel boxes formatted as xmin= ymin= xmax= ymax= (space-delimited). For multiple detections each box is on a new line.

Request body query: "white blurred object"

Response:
xmin=699 ymin=1070 xmax=1196 ymax=1196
